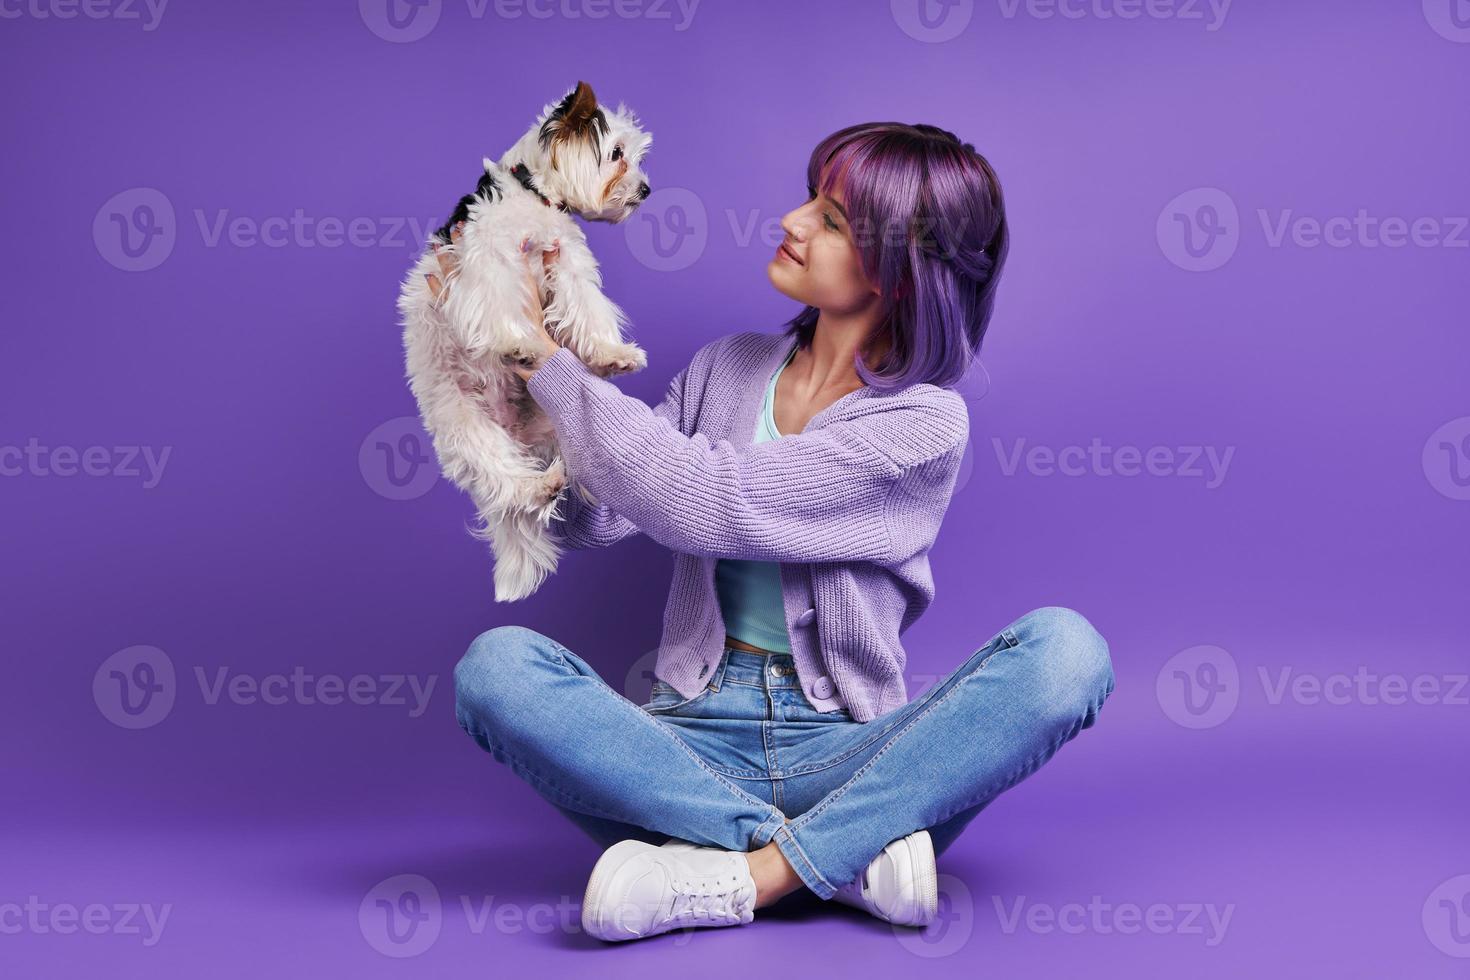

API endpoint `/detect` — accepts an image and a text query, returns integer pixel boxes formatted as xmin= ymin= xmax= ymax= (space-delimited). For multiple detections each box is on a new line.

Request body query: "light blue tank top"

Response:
xmin=714 ymin=346 xmax=797 ymax=652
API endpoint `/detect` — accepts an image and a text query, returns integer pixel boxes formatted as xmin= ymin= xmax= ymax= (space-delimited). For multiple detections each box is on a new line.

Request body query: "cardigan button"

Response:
xmin=794 ymin=608 xmax=816 ymax=628
xmin=812 ymin=676 xmax=835 ymax=700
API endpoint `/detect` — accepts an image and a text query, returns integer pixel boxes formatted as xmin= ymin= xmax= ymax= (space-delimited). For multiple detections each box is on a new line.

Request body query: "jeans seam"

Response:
xmin=723 ymin=678 xmax=782 ymax=690
xmin=499 ymin=743 xmax=628 ymax=823
xmin=779 ymin=631 xmax=1017 ymax=777
xmin=750 ymin=809 xmax=789 ymax=850
xmin=929 ymin=691 xmax=1108 ymax=828
xmin=642 ymin=684 xmax=717 ymax=715
xmin=772 ymin=717 xmax=908 ymax=777
xmin=774 ymin=825 xmax=835 ymax=896
xmin=644 ymin=650 xmax=731 ymax=712
xmin=458 ymin=709 xmax=630 ymax=821
xmin=787 ymin=636 xmax=1016 ymax=834
xmin=510 ymin=633 xmax=778 ymax=822
xmin=764 ymin=718 xmax=786 ymax=813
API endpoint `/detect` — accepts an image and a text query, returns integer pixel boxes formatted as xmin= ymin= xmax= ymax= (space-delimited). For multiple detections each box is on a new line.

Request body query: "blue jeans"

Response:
xmin=453 ymin=606 xmax=1114 ymax=900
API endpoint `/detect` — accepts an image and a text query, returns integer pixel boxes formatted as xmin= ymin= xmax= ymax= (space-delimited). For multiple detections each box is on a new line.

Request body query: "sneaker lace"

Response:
xmin=667 ymin=873 xmax=752 ymax=924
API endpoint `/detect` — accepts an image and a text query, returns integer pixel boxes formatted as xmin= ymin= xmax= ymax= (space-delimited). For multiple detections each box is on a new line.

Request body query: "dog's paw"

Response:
xmin=498 ymin=344 xmax=540 ymax=370
xmin=523 ymin=458 xmax=567 ymax=523
xmin=587 ymin=343 xmax=647 ymax=378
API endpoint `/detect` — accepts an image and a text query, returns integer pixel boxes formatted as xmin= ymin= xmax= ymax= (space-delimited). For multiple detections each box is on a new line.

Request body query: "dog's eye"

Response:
xmin=610 ymin=145 xmax=623 ymax=162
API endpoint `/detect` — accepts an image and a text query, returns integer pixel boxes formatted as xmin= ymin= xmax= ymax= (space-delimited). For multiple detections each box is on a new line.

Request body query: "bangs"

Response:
xmin=805 ymin=129 xmax=923 ymax=282
xmin=784 ymin=122 xmax=1009 ymax=391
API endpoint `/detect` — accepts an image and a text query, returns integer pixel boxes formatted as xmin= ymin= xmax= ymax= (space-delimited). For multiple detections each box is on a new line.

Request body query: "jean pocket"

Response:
xmin=641 ymin=679 xmax=716 ymax=715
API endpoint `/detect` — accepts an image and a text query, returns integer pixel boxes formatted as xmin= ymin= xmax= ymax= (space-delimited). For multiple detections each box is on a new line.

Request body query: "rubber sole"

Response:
xmin=903 ymin=829 xmax=939 ymax=927
xmin=580 ymin=839 xmax=651 ymax=942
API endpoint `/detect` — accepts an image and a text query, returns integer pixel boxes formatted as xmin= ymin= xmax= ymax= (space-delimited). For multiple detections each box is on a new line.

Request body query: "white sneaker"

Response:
xmin=580 ymin=839 xmax=757 ymax=942
xmin=831 ymin=829 xmax=938 ymax=926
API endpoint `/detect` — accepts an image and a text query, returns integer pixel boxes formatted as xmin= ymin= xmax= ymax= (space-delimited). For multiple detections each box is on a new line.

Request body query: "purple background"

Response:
xmin=4 ymin=0 xmax=1468 ymax=975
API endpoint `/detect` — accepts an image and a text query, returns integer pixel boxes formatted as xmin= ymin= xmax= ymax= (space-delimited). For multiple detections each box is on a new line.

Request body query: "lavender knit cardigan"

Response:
xmin=524 ymin=330 xmax=969 ymax=724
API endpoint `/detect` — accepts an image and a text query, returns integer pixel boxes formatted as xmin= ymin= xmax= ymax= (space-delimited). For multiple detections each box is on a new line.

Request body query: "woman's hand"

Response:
xmin=426 ymin=223 xmax=562 ymax=382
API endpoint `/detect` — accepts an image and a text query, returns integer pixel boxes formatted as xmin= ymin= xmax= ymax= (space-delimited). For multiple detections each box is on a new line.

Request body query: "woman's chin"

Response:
xmin=765 ymin=258 xmax=803 ymax=301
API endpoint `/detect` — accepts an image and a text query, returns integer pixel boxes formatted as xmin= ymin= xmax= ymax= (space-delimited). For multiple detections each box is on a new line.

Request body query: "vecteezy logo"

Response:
xmin=624 ymin=187 xmax=707 ymax=272
xmin=359 ymin=0 xmax=442 ymax=42
xmin=1156 ymin=644 xmax=1239 ymax=729
xmin=1423 ymin=0 xmax=1470 ymax=42
xmin=93 ymin=188 xmax=176 ymax=272
xmin=895 ymin=872 xmax=974 ymax=957
xmin=93 ymin=645 xmax=176 ymax=729
xmin=951 ymin=363 xmax=988 ymax=496
xmin=952 ymin=436 xmax=978 ymax=494
xmin=359 ymin=874 xmax=442 ymax=957
xmin=1423 ymin=874 xmax=1470 ymax=957
xmin=359 ymin=417 xmax=439 ymax=501
xmin=1157 ymin=188 xmax=1240 ymax=272
xmin=891 ymin=0 xmax=974 ymax=43
xmin=623 ymin=648 xmax=661 ymax=705
xmin=1423 ymin=417 xmax=1470 ymax=501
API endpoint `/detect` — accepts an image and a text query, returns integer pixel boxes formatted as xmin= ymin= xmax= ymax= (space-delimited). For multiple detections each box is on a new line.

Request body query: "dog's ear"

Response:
xmin=539 ymin=80 xmax=609 ymax=157
xmin=560 ymin=81 xmax=599 ymax=132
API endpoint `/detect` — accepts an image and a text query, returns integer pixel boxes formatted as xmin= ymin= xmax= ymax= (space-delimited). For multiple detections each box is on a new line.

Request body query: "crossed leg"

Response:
xmin=455 ymin=607 xmax=1114 ymax=906
xmin=453 ymin=626 xmax=787 ymax=853
xmin=748 ymin=607 xmax=1116 ymax=900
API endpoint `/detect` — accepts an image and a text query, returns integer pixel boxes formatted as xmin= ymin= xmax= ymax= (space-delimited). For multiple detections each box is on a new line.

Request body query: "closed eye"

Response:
xmin=806 ymin=185 xmax=841 ymax=232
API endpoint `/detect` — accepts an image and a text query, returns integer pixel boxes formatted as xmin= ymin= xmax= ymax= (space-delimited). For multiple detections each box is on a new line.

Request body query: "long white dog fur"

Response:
xmin=399 ymin=81 xmax=651 ymax=602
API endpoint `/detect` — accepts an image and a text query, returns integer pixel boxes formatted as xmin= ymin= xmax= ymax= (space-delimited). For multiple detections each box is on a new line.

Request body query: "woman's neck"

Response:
xmin=797 ymin=308 xmax=888 ymax=395
xmin=773 ymin=309 xmax=890 ymax=435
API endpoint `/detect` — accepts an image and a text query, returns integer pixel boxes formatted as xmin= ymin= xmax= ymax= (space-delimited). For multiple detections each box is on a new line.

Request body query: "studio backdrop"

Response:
xmin=3 ymin=0 xmax=1467 ymax=976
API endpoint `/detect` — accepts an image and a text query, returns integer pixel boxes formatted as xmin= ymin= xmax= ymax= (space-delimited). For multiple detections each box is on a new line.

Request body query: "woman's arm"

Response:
xmin=546 ymin=366 xmax=689 ymax=550
xmin=525 ymin=345 xmax=968 ymax=565
xmin=424 ymin=234 xmax=966 ymax=564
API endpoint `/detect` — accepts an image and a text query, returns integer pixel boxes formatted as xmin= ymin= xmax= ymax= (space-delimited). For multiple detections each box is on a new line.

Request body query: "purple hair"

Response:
xmin=782 ymin=122 xmax=1009 ymax=391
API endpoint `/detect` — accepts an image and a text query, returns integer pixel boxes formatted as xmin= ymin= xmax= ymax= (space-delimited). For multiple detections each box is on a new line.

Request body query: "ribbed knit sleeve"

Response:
xmin=544 ymin=481 xmax=635 ymax=551
xmin=545 ymin=363 xmax=690 ymax=551
xmin=526 ymin=344 xmax=968 ymax=564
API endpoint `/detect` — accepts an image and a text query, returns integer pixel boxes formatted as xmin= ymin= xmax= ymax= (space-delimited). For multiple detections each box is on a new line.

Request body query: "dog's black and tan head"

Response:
xmin=433 ymin=82 xmax=653 ymax=241
xmin=524 ymin=81 xmax=653 ymax=223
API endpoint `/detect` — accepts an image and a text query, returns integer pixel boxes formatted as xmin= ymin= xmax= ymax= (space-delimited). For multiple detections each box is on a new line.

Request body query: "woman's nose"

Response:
xmin=780 ymin=212 xmax=809 ymax=243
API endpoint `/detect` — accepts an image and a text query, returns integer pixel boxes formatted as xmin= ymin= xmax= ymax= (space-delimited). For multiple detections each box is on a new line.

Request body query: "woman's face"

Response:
xmin=766 ymin=177 xmax=882 ymax=316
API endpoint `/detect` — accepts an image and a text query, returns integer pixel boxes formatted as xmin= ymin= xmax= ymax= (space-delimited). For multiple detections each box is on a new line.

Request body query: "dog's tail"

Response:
xmin=488 ymin=511 xmax=564 ymax=602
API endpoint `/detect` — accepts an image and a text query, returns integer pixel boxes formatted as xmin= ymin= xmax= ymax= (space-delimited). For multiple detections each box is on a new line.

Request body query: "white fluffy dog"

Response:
xmin=399 ymin=81 xmax=651 ymax=602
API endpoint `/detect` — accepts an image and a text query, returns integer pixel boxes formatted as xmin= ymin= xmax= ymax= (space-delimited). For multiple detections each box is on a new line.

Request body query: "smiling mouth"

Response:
xmin=778 ymin=241 xmax=804 ymax=266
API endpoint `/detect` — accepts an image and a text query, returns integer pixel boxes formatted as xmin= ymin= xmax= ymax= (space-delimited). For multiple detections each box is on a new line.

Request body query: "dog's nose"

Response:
xmin=637 ymin=181 xmax=650 ymax=200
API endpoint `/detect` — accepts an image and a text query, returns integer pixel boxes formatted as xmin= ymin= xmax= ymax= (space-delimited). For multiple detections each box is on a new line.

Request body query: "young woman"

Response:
xmin=427 ymin=122 xmax=1115 ymax=943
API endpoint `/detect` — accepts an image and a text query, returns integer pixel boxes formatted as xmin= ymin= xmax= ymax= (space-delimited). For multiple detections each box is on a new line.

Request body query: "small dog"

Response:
xmin=399 ymin=81 xmax=651 ymax=602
